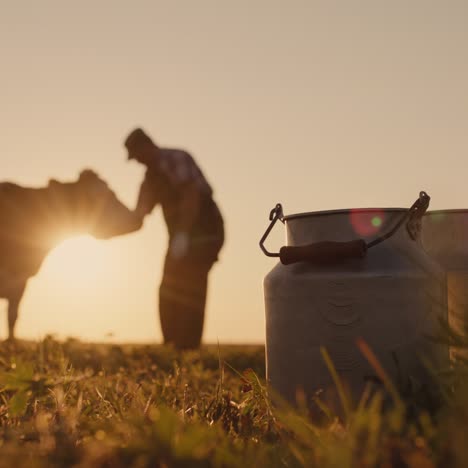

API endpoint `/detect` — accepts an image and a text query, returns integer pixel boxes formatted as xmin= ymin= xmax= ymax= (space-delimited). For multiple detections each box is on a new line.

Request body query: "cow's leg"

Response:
xmin=7 ymin=283 xmax=26 ymax=340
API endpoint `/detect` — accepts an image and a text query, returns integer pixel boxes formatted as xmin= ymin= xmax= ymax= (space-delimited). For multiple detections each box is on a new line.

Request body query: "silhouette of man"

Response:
xmin=125 ymin=128 xmax=224 ymax=350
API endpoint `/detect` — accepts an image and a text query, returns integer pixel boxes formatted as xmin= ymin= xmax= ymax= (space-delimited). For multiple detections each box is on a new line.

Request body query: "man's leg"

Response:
xmin=159 ymin=256 xmax=211 ymax=350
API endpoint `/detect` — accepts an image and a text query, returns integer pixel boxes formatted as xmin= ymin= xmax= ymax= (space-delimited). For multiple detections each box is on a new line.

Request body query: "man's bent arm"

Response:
xmin=134 ymin=172 xmax=159 ymax=219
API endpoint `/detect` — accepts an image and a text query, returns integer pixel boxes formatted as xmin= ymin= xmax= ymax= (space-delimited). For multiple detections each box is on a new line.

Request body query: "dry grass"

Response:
xmin=0 ymin=336 xmax=465 ymax=467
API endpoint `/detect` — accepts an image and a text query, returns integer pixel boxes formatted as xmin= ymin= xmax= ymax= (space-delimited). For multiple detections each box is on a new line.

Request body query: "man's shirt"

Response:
xmin=136 ymin=148 xmax=213 ymax=235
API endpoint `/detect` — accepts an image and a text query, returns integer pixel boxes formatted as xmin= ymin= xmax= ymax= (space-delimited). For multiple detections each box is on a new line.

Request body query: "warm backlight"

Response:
xmin=40 ymin=235 xmax=114 ymax=292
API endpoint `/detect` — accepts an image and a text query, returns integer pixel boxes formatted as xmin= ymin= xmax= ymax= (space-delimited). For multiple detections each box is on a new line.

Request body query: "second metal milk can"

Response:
xmin=422 ymin=210 xmax=468 ymax=359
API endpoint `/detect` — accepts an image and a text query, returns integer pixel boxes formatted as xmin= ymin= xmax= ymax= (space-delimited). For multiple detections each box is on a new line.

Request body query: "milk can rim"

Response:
xmin=425 ymin=209 xmax=468 ymax=215
xmin=284 ymin=207 xmax=407 ymax=221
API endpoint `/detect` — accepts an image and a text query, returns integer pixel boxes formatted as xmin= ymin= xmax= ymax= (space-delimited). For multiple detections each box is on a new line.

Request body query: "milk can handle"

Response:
xmin=367 ymin=191 xmax=430 ymax=248
xmin=259 ymin=203 xmax=284 ymax=257
xmin=259 ymin=191 xmax=430 ymax=265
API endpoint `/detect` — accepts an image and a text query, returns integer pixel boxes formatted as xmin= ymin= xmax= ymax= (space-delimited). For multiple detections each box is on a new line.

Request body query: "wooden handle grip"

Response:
xmin=279 ymin=240 xmax=367 ymax=265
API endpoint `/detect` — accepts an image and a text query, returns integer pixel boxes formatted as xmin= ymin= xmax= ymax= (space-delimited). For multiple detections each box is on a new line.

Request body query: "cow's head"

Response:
xmin=48 ymin=170 xmax=143 ymax=240
xmin=76 ymin=169 xmax=143 ymax=239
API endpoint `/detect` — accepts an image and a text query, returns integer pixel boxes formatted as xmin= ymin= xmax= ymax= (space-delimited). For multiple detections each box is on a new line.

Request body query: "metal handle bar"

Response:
xmin=259 ymin=192 xmax=430 ymax=265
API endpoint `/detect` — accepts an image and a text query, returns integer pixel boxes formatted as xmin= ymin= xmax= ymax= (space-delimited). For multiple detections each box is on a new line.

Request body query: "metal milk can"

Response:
xmin=260 ymin=192 xmax=448 ymax=406
xmin=422 ymin=210 xmax=468 ymax=359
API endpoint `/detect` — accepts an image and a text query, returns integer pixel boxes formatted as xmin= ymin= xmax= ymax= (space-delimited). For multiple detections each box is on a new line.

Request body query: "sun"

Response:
xmin=40 ymin=235 xmax=114 ymax=291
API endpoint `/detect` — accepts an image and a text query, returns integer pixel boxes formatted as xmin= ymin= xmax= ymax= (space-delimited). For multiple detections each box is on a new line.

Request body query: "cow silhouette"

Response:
xmin=0 ymin=169 xmax=142 ymax=339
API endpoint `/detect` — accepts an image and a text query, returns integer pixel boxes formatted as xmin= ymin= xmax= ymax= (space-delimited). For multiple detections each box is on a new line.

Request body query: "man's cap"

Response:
xmin=124 ymin=128 xmax=154 ymax=159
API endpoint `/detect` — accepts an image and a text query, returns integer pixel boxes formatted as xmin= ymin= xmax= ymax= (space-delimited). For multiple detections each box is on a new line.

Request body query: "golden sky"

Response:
xmin=1 ymin=1 xmax=468 ymax=343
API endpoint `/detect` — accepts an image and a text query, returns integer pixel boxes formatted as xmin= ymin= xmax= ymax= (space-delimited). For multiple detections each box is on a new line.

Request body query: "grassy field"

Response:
xmin=0 ymin=337 xmax=466 ymax=467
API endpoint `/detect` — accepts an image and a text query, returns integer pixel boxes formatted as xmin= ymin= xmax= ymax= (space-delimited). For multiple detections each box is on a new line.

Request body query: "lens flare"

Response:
xmin=349 ymin=210 xmax=386 ymax=237
xmin=371 ymin=216 xmax=382 ymax=228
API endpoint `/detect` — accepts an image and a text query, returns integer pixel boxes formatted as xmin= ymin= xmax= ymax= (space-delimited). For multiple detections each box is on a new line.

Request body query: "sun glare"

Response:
xmin=40 ymin=235 xmax=114 ymax=291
